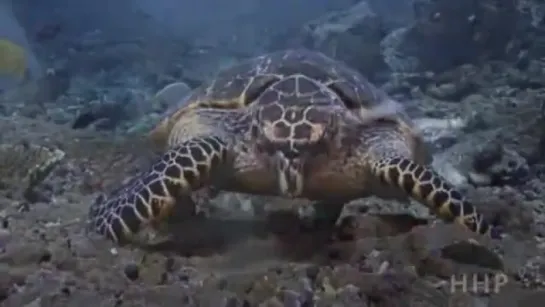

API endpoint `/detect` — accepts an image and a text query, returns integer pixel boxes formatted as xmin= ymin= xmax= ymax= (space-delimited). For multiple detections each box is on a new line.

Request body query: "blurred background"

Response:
xmin=1 ymin=0 xmax=533 ymax=133
xmin=2 ymin=1 xmax=545 ymax=306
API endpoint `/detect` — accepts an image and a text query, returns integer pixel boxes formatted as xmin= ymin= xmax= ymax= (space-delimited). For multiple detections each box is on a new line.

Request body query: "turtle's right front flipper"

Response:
xmin=87 ymin=136 xmax=228 ymax=244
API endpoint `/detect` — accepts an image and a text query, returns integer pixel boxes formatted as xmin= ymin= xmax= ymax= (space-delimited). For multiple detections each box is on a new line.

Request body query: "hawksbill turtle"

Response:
xmin=87 ymin=49 xmax=502 ymax=245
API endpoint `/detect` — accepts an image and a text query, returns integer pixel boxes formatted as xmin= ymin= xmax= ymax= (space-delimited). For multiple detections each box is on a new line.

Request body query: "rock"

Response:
xmin=426 ymin=81 xmax=478 ymax=102
xmin=366 ymin=0 xmax=415 ymax=29
xmin=0 ymin=241 xmax=51 ymax=266
xmin=270 ymin=1 xmax=387 ymax=80
xmin=72 ymin=87 xmax=155 ymax=132
xmin=152 ymin=81 xmax=191 ymax=112
xmin=440 ymin=241 xmax=503 ymax=270
xmin=71 ymin=99 xmax=127 ymax=130
xmin=380 ymin=27 xmax=420 ymax=73
xmin=470 ymin=143 xmax=530 ymax=187
xmin=382 ymin=71 xmax=436 ymax=96
xmin=412 ymin=117 xmax=467 ymax=152
xmin=383 ymin=0 xmax=520 ymax=73
xmin=346 ymin=285 xmax=370 ymax=303
xmin=278 ymin=289 xmax=303 ymax=306
xmin=0 ymin=142 xmax=65 ymax=202
xmin=124 ymin=263 xmax=140 ymax=281
xmin=0 ymin=228 xmax=11 ymax=250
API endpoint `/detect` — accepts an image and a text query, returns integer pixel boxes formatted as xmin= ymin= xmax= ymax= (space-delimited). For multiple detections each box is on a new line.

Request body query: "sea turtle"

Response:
xmin=87 ymin=49 xmax=501 ymax=245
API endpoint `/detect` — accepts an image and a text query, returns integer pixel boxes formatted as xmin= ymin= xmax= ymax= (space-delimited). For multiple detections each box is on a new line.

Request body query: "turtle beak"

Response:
xmin=273 ymin=151 xmax=305 ymax=197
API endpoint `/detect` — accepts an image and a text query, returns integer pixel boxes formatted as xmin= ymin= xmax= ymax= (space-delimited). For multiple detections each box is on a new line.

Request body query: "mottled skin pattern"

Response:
xmin=88 ymin=49 xmax=501 ymax=245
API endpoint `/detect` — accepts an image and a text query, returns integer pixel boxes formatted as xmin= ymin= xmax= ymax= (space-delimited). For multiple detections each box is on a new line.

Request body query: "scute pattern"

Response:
xmin=88 ymin=136 xmax=227 ymax=243
xmin=149 ymin=49 xmax=399 ymax=149
xmin=253 ymin=75 xmax=340 ymax=157
xmin=197 ymin=49 xmax=388 ymax=110
xmin=371 ymin=157 xmax=498 ymax=237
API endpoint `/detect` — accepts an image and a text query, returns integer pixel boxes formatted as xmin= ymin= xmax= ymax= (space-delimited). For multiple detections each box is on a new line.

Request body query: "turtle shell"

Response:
xmin=149 ymin=49 xmax=415 ymax=151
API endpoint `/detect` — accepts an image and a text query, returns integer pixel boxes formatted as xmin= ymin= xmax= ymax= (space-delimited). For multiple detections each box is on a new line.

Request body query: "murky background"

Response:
xmin=0 ymin=0 xmax=544 ymax=305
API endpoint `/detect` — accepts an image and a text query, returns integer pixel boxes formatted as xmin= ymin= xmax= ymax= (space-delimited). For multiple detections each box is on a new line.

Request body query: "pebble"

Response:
xmin=123 ymin=263 xmax=139 ymax=281
xmin=0 ymin=229 xmax=11 ymax=250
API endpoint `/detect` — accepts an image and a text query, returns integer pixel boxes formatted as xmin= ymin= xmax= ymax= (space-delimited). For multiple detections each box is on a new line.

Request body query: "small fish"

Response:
xmin=0 ymin=39 xmax=27 ymax=81
xmin=72 ymin=112 xmax=101 ymax=129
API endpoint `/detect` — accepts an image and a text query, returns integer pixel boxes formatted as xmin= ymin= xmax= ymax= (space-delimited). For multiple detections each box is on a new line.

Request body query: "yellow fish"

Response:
xmin=0 ymin=39 xmax=27 ymax=81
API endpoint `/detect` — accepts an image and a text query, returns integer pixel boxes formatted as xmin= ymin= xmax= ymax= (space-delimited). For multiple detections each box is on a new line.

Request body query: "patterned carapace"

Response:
xmin=87 ymin=49 xmax=502 ymax=246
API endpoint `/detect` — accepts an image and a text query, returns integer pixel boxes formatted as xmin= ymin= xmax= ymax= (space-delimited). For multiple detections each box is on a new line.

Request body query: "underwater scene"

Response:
xmin=0 ymin=0 xmax=544 ymax=305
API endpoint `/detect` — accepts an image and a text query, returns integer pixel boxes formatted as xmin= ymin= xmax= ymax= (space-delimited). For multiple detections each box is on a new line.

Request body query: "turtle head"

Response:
xmin=248 ymin=74 xmax=345 ymax=196
xmin=252 ymin=99 xmax=339 ymax=152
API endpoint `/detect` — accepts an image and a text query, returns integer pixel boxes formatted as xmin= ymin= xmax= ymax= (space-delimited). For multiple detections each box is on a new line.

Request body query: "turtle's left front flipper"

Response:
xmin=370 ymin=156 xmax=502 ymax=240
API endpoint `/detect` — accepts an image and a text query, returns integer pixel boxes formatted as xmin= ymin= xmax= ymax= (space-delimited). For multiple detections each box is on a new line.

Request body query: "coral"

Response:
xmin=0 ymin=143 xmax=65 ymax=198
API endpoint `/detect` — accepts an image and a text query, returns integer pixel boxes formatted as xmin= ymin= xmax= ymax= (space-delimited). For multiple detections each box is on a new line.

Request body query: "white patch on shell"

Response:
xmin=412 ymin=117 xmax=467 ymax=143
xmin=359 ymin=98 xmax=405 ymax=124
